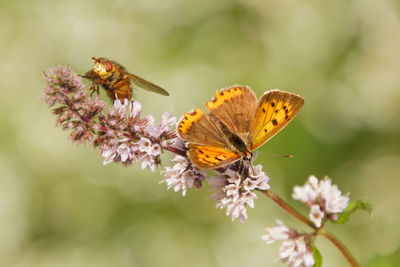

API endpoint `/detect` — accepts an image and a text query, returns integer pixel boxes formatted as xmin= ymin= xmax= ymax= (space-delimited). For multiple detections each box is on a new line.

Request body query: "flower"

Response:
xmin=309 ymin=205 xmax=324 ymax=228
xmin=141 ymin=154 xmax=155 ymax=172
xmin=292 ymin=175 xmax=350 ymax=226
xmin=117 ymin=143 xmax=130 ymax=162
xmin=162 ymin=155 xmax=207 ymax=196
xmin=102 ymin=148 xmax=116 ymax=165
xmin=209 ymin=162 xmax=270 ymax=223
xmin=138 ymin=137 xmax=153 ymax=154
xmin=262 ymin=221 xmax=315 ymax=267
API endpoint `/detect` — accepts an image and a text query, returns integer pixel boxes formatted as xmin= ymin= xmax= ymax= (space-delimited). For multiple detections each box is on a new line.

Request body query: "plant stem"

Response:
xmin=259 ymin=189 xmax=361 ymax=267
xmin=318 ymin=229 xmax=361 ymax=267
xmin=259 ymin=189 xmax=316 ymax=229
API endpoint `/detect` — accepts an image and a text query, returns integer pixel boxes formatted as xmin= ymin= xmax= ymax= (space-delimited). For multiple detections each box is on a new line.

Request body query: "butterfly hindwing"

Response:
xmin=187 ymin=144 xmax=241 ymax=169
xmin=205 ymin=86 xmax=258 ymax=141
xmin=248 ymin=90 xmax=304 ymax=150
xmin=177 ymin=107 xmax=228 ymax=147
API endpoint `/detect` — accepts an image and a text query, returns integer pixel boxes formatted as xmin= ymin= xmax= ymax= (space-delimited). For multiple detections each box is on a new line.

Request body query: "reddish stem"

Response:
xmin=259 ymin=189 xmax=316 ymax=229
xmin=64 ymin=93 xmax=90 ymax=123
xmin=318 ymin=229 xmax=361 ymax=267
xmin=259 ymin=189 xmax=361 ymax=267
xmin=166 ymin=146 xmax=186 ymax=157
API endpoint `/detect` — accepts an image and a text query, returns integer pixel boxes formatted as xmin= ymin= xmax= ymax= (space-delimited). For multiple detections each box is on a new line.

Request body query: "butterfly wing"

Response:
xmin=205 ymin=86 xmax=258 ymax=141
xmin=248 ymin=90 xmax=304 ymax=151
xmin=178 ymin=107 xmax=241 ymax=169
xmin=187 ymin=144 xmax=241 ymax=169
xmin=126 ymin=72 xmax=169 ymax=96
xmin=177 ymin=107 xmax=229 ymax=147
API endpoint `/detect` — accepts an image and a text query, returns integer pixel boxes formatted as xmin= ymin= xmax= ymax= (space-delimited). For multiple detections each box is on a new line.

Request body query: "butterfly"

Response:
xmin=177 ymin=86 xmax=304 ymax=169
xmin=82 ymin=57 xmax=169 ymax=102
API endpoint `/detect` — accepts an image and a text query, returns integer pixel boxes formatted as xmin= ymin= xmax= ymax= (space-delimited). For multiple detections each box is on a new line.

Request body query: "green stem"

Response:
xmin=259 ymin=189 xmax=361 ymax=267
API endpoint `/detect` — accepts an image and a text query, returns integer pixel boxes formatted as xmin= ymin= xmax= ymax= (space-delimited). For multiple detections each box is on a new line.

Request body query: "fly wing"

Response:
xmin=126 ymin=72 xmax=169 ymax=96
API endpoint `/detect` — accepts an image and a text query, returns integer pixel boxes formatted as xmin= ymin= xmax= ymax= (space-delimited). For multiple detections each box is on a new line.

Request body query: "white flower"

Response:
xmin=129 ymin=101 xmax=142 ymax=118
xmin=292 ymin=183 xmax=317 ymax=204
xmin=292 ymin=175 xmax=350 ymax=227
xmin=141 ymin=155 xmax=155 ymax=171
xmin=262 ymin=220 xmax=290 ymax=244
xmin=162 ymin=155 xmax=207 ymax=196
xmin=263 ymin=221 xmax=315 ymax=267
xmin=319 ymin=178 xmax=349 ymax=214
xmin=138 ymin=137 xmax=152 ymax=154
xmin=309 ymin=204 xmax=324 ymax=228
xmin=243 ymin=177 xmax=257 ymax=191
xmin=210 ymin=163 xmax=270 ymax=223
xmin=280 ymin=236 xmax=314 ymax=267
xmin=160 ymin=112 xmax=177 ymax=131
xmin=116 ymin=143 xmax=130 ymax=162
xmin=151 ymin=143 xmax=161 ymax=156
xmin=102 ymin=149 xmax=116 ymax=165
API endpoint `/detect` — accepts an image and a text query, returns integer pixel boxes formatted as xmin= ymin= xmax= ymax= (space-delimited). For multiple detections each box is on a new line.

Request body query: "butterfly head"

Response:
xmin=243 ymin=150 xmax=252 ymax=161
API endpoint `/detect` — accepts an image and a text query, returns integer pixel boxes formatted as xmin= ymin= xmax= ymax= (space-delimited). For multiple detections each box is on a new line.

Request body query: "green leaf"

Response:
xmin=364 ymin=248 xmax=400 ymax=267
xmin=334 ymin=200 xmax=372 ymax=224
xmin=311 ymin=245 xmax=323 ymax=267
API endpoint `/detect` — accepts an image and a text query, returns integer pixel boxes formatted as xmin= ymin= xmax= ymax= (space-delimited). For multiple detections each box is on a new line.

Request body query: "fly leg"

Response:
xmin=112 ymin=78 xmax=133 ymax=102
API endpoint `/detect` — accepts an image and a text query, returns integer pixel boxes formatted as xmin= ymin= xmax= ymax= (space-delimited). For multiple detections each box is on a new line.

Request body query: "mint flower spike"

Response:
xmin=292 ymin=175 xmax=350 ymax=228
xmin=209 ymin=159 xmax=270 ymax=223
xmin=42 ymin=65 xmax=177 ymax=169
xmin=161 ymin=137 xmax=207 ymax=196
xmin=262 ymin=220 xmax=315 ymax=267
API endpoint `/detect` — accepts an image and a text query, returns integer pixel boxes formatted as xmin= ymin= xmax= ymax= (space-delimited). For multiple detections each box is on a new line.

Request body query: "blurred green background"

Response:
xmin=1 ymin=0 xmax=400 ymax=266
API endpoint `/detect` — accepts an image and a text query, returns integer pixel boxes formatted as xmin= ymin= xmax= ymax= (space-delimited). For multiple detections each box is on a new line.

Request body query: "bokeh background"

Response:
xmin=1 ymin=0 xmax=400 ymax=266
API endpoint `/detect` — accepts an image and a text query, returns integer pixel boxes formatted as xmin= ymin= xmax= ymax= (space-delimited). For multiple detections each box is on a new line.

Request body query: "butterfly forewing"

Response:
xmin=187 ymin=144 xmax=241 ymax=169
xmin=177 ymin=108 xmax=229 ymax=148
xmin=205 ymin=86 xmax=258 ymax=141
xmin=248 ymin=90 xmax=304 ymax=151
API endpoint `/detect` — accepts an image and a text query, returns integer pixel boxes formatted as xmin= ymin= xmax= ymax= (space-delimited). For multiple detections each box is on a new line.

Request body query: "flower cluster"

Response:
xmin=161 ymin=138 xmax=207 ymax=196
xmin=161 ymin=140 xmax=270 ymax=223
xmin=209 ymin=162 xmax=270 ymax=223
xmin=42 ymin=66 xmax=106 ymax=144
xmin=292 ymin=175 xmax=349 ymax=227
xmin=97 ymin=99 xmax=176 ymax=170
xmin=42 ymin=65 xmax=177 ymax=170
xmin=262 ymin=221 xmax=315 ymax=267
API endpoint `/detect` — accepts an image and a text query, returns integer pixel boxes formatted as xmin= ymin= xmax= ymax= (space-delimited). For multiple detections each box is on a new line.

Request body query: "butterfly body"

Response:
xmin=178 ymin=86 xmax=304 ymax=169
xmin=82 ymin=57 xmax=169 ymax=102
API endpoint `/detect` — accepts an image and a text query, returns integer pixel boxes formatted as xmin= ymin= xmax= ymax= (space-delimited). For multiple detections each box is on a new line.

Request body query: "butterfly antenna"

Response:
xmin=268 ymin=153 xmax=293 ymax=159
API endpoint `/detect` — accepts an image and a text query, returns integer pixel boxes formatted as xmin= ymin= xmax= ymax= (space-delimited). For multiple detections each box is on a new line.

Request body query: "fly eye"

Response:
xmin=105 ymin=62 xmax=113 ymax=72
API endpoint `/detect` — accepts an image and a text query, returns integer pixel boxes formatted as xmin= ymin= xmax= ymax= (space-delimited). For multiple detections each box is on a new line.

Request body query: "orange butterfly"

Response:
xmin=177 ymin=86 xmax=304 ymax=169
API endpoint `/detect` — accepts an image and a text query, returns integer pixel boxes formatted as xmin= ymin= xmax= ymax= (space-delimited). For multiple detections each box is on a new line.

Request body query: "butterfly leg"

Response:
xmin=237 ymin=160 xmax=245 ymax=177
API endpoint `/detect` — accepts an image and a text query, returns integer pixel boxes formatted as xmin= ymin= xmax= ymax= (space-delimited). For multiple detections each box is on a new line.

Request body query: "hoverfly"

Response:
xmin=82 ymin=57 xmax=169 ymax=102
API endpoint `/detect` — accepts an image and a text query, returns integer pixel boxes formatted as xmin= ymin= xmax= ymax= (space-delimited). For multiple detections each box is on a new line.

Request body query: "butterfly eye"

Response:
xmin=105 ymin=62 xmax=113 ymax=72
